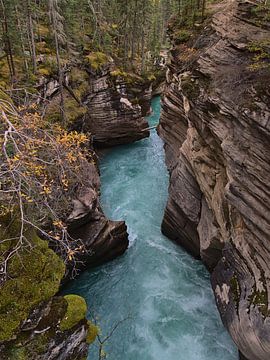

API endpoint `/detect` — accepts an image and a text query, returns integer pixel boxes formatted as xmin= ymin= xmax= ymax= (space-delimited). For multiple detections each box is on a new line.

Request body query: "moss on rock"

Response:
xmin=249 ymin=290 xmax=270 ymax=317
xmin=86 ymin=320 xmax=98 ymax=344
xmin=110 ymin=69 xmax=144 ymax=85
xmin=60 ymin=295 xmax=87 ymax=331
xmin=84 ymin=52 xmax=109 ymax=71
xmin=44 ymin=95 xmax=87 ymax=126
xmin=181 ymin=77 xmax=200 ymax=100
xmin=230 ymin=275 xmax=241 ymax=306
xmin=65 ymin=98 xmax=88 ymax=124
xmin=0 ymin=213 xmax=65 ymax=343
xmin=69 ymin=68 xmax=89 ymax=100
xmin=173 ymin=29 xmax=192 ymax=44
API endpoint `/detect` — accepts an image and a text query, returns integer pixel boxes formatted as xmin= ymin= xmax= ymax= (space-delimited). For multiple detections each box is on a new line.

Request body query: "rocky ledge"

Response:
xmin=43 ymin=58 xmax=150 ymax=148
xmin=84 ymin=63 xmax=150 ymax=147
xmin=63 ymin=156 xmax=129 ymax=278
xmin=158 ymin=1 xmax=270 ymax=359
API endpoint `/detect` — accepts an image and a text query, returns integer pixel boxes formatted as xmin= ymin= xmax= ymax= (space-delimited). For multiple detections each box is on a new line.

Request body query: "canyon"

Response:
xmin=1 ymin=0 xmax=270 ymax=359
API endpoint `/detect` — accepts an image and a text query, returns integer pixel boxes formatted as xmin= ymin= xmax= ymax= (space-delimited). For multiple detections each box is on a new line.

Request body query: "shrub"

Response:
xmin=173 ymin=29 xmax=191 ymax=44
xmin=84 ymin=52 xmax=109 ymax=70
xmin=0 ymin=96 xmax=94 ymax=274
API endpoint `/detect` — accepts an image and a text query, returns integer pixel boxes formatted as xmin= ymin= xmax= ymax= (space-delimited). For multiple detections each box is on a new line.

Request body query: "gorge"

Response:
xmin=0 ymin=0 xmax=269 ymax=359
xmin=63 ymin=96 xmax=237 ymax=360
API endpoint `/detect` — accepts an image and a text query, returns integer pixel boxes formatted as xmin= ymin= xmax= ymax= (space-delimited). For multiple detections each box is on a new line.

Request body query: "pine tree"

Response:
xmin=48 ymin=0 xmax=67 ymax=123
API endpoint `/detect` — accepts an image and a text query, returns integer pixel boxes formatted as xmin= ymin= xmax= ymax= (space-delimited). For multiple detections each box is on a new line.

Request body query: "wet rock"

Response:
xmin=65 ymin=160 xmax=129 ymax=274
xmin=0 ymin=296 xmax=89 ymax=360
xmin=159 ymin=1 xmax=270 ymax=359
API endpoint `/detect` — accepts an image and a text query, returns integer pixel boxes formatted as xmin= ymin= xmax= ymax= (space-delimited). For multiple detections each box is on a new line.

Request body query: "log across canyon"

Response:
xmin=158 ymin=1 xmax=270 ymax=359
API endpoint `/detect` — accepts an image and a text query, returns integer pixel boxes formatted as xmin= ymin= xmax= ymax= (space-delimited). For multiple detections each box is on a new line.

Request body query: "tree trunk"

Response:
xmin=15 ymin=5 xmax=29 ymax=75
xmin=0 ymin=0 xmax=16 ymax=83
xmin=50 ymin=0 xmax=66 ymax=125
xmin=27 ymin=0 xmax=37 ymax=73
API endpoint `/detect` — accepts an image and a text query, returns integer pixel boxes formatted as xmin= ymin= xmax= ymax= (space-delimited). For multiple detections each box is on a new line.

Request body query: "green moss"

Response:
xmin=230 ymin=275 xmax=240 ymax=305
xmin=247 ymin=39 xmax=270 ymax=72
xmin=36 ymin=42 xmax=54 ymax=55
xmin=0 ymin=213 xmax=65 ymax=342
xmin=36 ymin=24 xmax=50 ymax=39
xmin=147 ymin=74 xmax=156 ymax=82
xmin=69 ymin=68 xmax=89 ymax=100
xmin=65 ymin=98 xmax=87 ymax=124
xmin=27 ymin=333 xmax=49 ymax=355
xmin=37 ymin=67 xmax=51 ymax=76
xmin=45 ymin=95 xmax=87 ymax=125
xmin=84 ymin=52 xmax=109 ymax=70
xmin=70 ymin=68 xmax=88 ymax=84
xmin=86 ymin=320 xmax=99 ymax=344
xmin=110 ymin=68 xmax=144 ymax=85
xmin=250 ymin=3 xmax=270 ymax=27
xmin=5 ymin=347 xmax=27 ymax=360
xmin=2 ymin=296 xmax=70 ymax=359
xmin=173 ymin=29 xmax=191 ymax=44
xmin=110 ymin=69 xmax=129 ymax=78
xmin=60 ymin=295 xmax=87 ymax=331
xmin=37 ymin=58 xmax=60 ymax=77
xmin=4 ymin=331 xmax=53 ymax=360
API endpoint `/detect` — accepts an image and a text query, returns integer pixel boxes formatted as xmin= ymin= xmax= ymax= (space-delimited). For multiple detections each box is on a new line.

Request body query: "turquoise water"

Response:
xmin=63 ymin=97 xmax=237 ymax=360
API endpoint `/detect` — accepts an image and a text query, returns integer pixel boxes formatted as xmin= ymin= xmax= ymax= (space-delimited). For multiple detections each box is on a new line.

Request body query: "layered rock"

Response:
xmin=84 ymin=63 xmax=150 ymax=147
xmin=158 ymin=1 xmax=270 ymax=359
xmin=42 ymin=60 xmax=150 ymax=147
xmin=64 ymin=160 xmax=129 ymax=278
xmin=0 ymin=295 xmax=91 ymax=360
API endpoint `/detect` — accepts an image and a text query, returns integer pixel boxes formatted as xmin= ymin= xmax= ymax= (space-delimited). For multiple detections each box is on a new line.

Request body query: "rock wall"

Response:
xmin=64 ymin=157 xmax=129 ymax=278
xmin=42 ymin=60 xmax=150 ymax=147
xmin=158 ymin=1 xmax=270 ymax=359
xmin=84 ymin=64 xmax=150 ymax=147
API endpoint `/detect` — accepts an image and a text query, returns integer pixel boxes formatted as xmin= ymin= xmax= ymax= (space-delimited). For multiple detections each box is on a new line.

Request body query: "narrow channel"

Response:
xmin=64 ymin=96 xmax=237 ymax=360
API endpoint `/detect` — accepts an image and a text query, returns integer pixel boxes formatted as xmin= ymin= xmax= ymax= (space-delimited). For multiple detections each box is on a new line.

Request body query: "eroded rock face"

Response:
xmin=41 ymin=61 xmax=150 ymax=147
xmin=84 ymin=64 xmax=150 ymax=147
xmin=158 ymin=1 xmax=270 ymax=359
xmin=49 ymin=155 xmax=129 ymax=280
xmin=66 ymin=178 xmax=128 ymax=277
xmin=0 ymin=70 xmax=129 ymax=359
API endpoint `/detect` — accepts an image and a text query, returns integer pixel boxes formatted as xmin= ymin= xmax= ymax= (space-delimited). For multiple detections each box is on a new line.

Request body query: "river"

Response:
xmin=63 ymin=96 xmax=237 ymax=360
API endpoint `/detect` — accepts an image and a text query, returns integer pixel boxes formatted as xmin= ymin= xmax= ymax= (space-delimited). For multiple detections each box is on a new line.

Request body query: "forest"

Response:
xmin=0 ymin=0 xmax=207 ymax=88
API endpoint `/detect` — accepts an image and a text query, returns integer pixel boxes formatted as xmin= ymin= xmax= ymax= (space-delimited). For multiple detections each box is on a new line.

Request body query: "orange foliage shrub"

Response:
xmin=0 ymin=95 xmax=94 ymax=276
